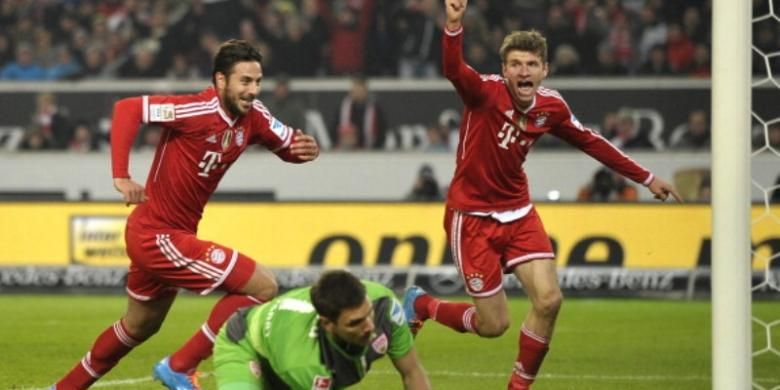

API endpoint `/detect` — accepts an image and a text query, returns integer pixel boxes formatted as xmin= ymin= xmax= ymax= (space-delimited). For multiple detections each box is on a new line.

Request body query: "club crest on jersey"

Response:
xmin=312 ymin=375 xmax=332 ymax=390
xmin=207 ymin=247 xmax=226 ymax=265
xmin=535 ymin=112 xmax=549 ymax=128
xmin=235 ymin=128 xmax=245 ymax=147
xmin=466 ymin=272 xmax=485 ymax=292
xmin=371 ymin=333 xmax=388 ymax=354
xmin=221 ymin=129 xmax=233 ymax=151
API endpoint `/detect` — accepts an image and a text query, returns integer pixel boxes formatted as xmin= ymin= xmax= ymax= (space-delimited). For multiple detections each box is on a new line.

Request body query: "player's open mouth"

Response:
xmin=517 ymin=81 xmax=533 ymax=93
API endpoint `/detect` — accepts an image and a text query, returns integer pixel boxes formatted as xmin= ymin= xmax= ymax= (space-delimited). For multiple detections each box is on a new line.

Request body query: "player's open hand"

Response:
xmin=289 ymin=129 xmax=319 ymax=162
xmin=444 ymin=0 xmax=467 ymax=29
xmin=648 ymin=177 xmax=682 ymax=203
xmin=113 ymin=177 xmax=147 ymax=205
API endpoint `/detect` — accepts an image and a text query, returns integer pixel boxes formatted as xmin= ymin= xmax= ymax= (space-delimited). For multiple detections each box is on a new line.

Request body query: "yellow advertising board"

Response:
xmin=0 ymin=203 xmax=777 ymax=270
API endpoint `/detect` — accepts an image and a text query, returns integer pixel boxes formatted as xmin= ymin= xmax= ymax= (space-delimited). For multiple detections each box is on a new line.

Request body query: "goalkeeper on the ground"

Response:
xmin=213 ymin=270 xmax=431 ymax=389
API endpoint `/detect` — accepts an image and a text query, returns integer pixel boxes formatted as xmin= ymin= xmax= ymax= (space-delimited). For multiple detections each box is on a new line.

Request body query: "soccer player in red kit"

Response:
xmin=402 ymin=1 xmax=682 ymax=389
xmin=51 ymin=40 xmax=319 ymax=390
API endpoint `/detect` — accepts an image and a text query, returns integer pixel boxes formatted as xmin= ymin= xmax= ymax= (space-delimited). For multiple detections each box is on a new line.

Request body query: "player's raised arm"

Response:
xmin=444 ymin=0 xmax=467 ymax=30
xmin=391 ymin=347 xmax=431 ymax=390
xmin=110 ymin=97 xmax=147 ymax=204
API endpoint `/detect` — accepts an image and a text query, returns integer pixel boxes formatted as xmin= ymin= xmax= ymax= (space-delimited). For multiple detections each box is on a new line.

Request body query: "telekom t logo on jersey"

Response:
xmin=198 ymin=150 xmax=222 ymax=177
xmin=498 ymin=109 xmax=519 ymax=149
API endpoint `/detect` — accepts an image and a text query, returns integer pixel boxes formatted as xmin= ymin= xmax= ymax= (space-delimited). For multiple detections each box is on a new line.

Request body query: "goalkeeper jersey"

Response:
xmin=215 ymin=281 xmax=414 ymax=390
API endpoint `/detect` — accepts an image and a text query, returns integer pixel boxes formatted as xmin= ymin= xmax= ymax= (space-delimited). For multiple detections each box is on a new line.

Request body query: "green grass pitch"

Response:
xmin=1 ymin=295 xmax=778 ymax=390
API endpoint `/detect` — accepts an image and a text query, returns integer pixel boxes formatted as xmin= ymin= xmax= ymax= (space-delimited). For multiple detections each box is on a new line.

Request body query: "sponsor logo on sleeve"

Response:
xmin=570 ymin=114 xmax=584 ymax=130
xmin=270 ymin=117 xmax=287 ymax=139
xmin=149 ymin=104 xmax=175 ymax=122
xmin=390 ymin=299 xmax=406 ymax=325
xmin=312 ymin=375 xmax=332 ymax=390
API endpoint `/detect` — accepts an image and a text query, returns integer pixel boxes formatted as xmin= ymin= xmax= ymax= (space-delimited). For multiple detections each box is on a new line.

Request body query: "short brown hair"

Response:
xmin=499 ymin=30 xmax=548 ymax=64
xmin=310 ymin=270 xmax=366 ymax=322
xmin=212 ymin=39 xmax=264 ymax=85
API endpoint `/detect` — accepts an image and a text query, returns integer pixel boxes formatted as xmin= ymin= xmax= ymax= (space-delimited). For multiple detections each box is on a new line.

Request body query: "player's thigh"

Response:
xmin=236 ymin=262 xmax=277 ymax=302
xmin=213 ymin=334 xmax=264 ymax=389
xmin=445 ymin=209 xmax=505 ymax=297
xmin=513 ymin=259 xmax=561 ymax=308
xmin=127 ymin=229 xmax=257 ymax=296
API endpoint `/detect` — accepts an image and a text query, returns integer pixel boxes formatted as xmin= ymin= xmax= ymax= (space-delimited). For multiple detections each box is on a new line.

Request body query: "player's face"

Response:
xmin=216 ymin=61 xmax=263 ymax=117
xmin=502 ymin=50 xmax=548 ymax=110
xmin=330 ymin=299 xmax=375 ymax=347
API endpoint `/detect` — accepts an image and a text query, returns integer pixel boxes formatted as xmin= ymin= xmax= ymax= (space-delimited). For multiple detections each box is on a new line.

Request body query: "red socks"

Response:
xmin=510 ymin=324 xmax=550 ymax=389
xmin=55 ymin=320 xmax=141 ymax=390
xmin=169 ymin=294 xmax=260 ymax=373
xmin=415 ymin=295 xmax=477 ymax=333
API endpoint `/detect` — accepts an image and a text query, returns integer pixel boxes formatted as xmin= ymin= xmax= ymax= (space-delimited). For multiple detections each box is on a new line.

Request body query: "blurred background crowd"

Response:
xmin=2 ymin=0 xmax=762 ymax=80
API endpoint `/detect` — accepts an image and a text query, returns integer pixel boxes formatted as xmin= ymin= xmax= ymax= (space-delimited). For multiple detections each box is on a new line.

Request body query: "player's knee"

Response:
xmin=123 ymin=317 xmax=163 ymax=340
xmin=535 ymin=290 xmax=563 ymax=319
xmin=252 ymin=278 xmax=278 ymax=302
xmin=478 ymin=317 xmax=510 ymax=338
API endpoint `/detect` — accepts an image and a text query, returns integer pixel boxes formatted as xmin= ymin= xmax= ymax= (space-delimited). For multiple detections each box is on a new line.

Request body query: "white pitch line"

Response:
xmin=24 ymin=371 xmax=780 ymax=389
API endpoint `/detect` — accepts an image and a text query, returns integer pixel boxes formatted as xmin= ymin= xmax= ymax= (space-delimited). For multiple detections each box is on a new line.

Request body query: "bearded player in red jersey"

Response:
xmin=403 ymin=1 xmax=682 ymax=389
xmin=51 ymin=40 xmax=319 ymax=390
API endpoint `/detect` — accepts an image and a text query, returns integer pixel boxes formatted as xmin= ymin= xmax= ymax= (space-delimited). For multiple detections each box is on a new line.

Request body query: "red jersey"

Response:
xmin=111 ymin=87 xmax=297 ymax=232
xmin=442 ymin=27 xmax=653 ymax=213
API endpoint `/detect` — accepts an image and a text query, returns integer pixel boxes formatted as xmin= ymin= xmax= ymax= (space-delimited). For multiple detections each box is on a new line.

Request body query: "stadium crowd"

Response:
xmin=0 ymin=0 xmax=740 ymax=80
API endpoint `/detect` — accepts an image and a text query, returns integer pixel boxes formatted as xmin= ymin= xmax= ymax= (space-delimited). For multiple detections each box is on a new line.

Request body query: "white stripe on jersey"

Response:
xmin=174 ymin=97 xmax=219 ymax=110
xmin=176 ymin=108 xmax=219 ymax=119
xmin=252 ymin=101 xmax=273 ymax=121
xmin=142 ymin=95 xmax=149 ymax=124
xmin=175 ymin=100 xmax=219 ymax=114
xmin=154 ymin=234 xmax=224 ymax=280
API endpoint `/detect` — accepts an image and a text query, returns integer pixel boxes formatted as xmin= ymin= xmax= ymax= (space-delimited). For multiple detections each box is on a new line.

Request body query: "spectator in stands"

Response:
xmin=68 ymin=122 xmax=98 ymax=153
xmin=636 ymin=5 xmax=667 ymax=66
xmin=609 ymin=111 xmax=656 ymax=150
xmin=637 ymin=44 xmax=673 ymax=75
xmin=424 ymin=123 xmax=450 ymax=152
xmin=318 ymin=0 xmax=375 ymax=75
xmin=577 ymin=167 xmax=638 ymax=202
xmin=117 ymin=39 xmax=165 ymax=78
xmin=18 ymin=128 xmax=53 ymax=151
xmin=75 ymin=45 xmax=107 ymax=79
xmin=31 ymin=92 xmax=73 ymax=150
xmin=394 ymin=0 xmax=441 ymax=78
xmin=264 ymin=75 xmax=307 ymax=131
xmin=0 ymin=43 xmax=46 ymax=80
xmin=406 ymin=164 xmax=443 ymax=201
xmin=669 ymin=110 xmax=710 ymax=150
xmin=47 ymin=46 xmax=82 ymax=80
xmin=331 ymin=75 xmax=387 ymax=149
xmin=551 ymin=44 xmax=581 ymax=75
xmin=0 ymin=33 xmax=13 ymax=66
xmin=592 ymin=44 xmax=628 ymax=75
xmin=686 ymin=44 xmax=710 ymax=77
xmin=665 ymin=23 xmax=694 ymax=73
xmin=166 ymin=52 xmax=199 ymax=80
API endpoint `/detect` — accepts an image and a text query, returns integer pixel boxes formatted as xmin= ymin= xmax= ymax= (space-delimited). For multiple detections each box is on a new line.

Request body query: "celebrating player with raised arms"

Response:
xmin=213 ymin=270 xmax=431 ymax=389
xmin=51 ymin=39 xmax=319 ymax=390
xmin=403 ymin=1 xmax=682 ymax=389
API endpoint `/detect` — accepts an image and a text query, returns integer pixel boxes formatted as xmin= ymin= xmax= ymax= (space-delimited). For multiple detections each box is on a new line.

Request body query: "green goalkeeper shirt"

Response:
xmin=213 ymin=281 xmax=414 ymax=390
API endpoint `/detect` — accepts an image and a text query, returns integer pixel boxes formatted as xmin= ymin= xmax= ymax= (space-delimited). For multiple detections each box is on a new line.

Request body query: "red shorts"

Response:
xmin=124 ymin=223 xmax=256 ymax=301
xmin=444 ymin=207 xmax=555 ymax=297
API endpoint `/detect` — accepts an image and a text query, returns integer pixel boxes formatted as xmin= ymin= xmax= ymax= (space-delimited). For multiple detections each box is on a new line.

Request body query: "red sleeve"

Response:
xmin=549 ymin=102 xmax=654 ymax=186
xmin=442 ymin=27 xmax=489 ymax=107
xmin=248 ymin=101 xmax=302 ymax=161
xmin=110 ymin=97 xmax=143 ymax=178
